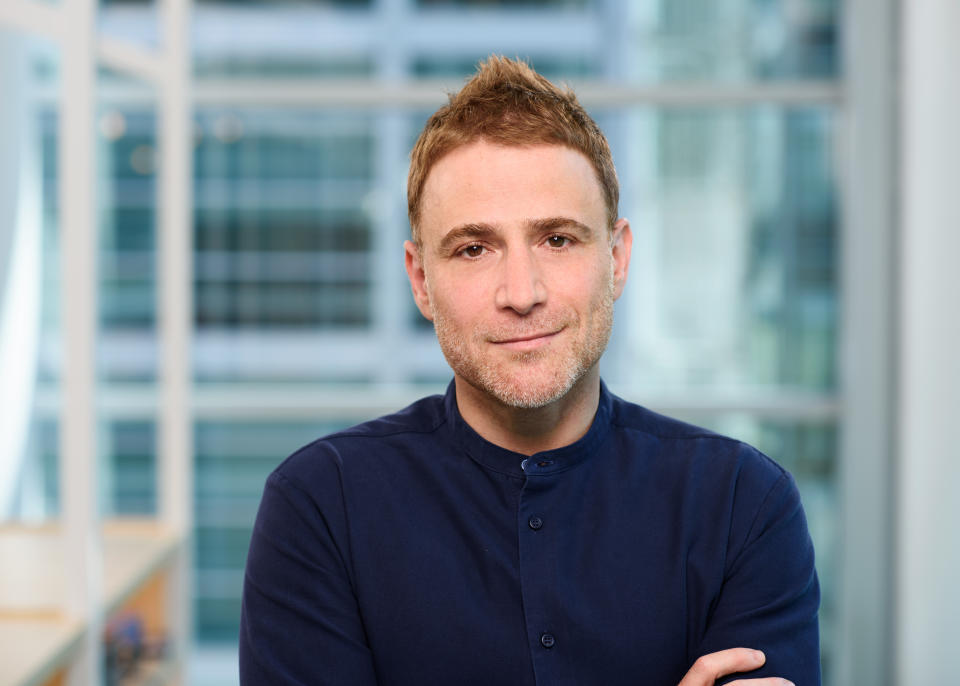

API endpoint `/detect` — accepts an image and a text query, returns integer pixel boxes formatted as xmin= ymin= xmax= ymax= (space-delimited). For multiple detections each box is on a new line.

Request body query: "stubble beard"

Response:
xmin=428 ymin=276 xmax=615 ymax=409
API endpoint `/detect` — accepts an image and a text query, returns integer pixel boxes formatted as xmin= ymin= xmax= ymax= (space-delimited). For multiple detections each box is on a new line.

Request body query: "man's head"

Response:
xmin=407 ymin=56 xmax=619 ymax=244
xmin=405 ymin=58 xmax=632 ymax=411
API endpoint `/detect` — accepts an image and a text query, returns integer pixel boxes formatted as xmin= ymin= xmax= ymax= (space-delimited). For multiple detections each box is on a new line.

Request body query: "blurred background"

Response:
xmin=0 ymin=0 xmax=956 ymax=685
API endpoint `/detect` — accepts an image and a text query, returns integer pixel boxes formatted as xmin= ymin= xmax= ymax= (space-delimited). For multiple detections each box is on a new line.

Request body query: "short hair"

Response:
xmin=407 ymin=55 xmax=619 ymax=243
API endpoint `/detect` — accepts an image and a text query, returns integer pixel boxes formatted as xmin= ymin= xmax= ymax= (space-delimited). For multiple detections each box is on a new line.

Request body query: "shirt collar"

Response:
xmin=443 ymin=378 xmax=614 ymax=478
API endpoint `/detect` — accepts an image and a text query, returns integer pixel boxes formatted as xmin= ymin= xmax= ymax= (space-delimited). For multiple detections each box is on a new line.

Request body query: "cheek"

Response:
xmin=428 ymin=274 xmax=482 ymax=325
xmin=430 ymin=267 xmax=490 ymax=306
xmin=557 ymin=261 xmax=612 ymax=306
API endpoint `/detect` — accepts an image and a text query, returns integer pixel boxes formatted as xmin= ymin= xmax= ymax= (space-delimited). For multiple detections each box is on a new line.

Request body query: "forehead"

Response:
xmin=418 ymin=141 xmax=606 ymax=241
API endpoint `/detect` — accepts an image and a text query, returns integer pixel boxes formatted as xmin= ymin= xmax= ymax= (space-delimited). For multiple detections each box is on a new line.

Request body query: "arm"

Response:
xmin=677 ymin=649 xmax=794 ymax=686
xmin=693 ymin=471 xmax=821 ymax=685
xmin=239 ymin=470 xmax=379 ymax=685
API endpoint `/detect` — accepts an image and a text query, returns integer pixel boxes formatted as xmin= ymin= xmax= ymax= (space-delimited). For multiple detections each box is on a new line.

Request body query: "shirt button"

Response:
xmin=540 ymin=632 xmax=556 ymax=649
xmin=528 ymin=516 xmax=543 ymax=530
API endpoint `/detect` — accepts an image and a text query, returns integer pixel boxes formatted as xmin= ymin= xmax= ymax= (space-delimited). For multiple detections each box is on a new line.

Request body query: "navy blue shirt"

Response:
xmin=239 ymin=381 xmax=820 ymax=685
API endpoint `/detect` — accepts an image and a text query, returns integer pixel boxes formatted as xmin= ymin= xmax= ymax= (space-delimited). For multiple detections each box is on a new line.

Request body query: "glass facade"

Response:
xmin=193 ymin=110 xmax=375 ymax=333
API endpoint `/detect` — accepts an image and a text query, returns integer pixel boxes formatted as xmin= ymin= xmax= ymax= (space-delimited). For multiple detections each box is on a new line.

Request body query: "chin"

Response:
xmin=491 ymin=387 xmax=567 ymax=410
xmin=474 ymin=363 xmax=586 ymax=410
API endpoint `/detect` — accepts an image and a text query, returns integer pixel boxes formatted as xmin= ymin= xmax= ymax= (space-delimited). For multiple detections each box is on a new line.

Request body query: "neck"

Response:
xmin=454 ymin=369 xmax=602 ymax=456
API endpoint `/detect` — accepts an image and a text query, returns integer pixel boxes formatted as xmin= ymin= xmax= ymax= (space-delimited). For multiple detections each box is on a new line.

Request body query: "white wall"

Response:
xmin=897 ymin=0 xmax=960 ymax=682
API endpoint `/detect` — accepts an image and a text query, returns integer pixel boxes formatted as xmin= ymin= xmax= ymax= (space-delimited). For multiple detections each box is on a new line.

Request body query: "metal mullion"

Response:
xmin=370 ymin=0 xmax=412 ymax=384
xmin=156 ymin=0 xmax=194 ymax=677
xmin=97 ymin=36 xmax=165 ymax=83
xmin=156 ymin=0 xmax=193 ymax=548
xmin=191 ymin=79 xmax=842 ymax=109
xmin=59 ymin=0 xmax=101 ymax=683
xmin=37 ymin=383 xmax=837 ymax=421
xmin=33 ymin=80 xmax=842 ymax=110
xmin=0 ymin=1 xmax=67 ymax=40
xmin=836 ymin=0 xmax=898 ymax=684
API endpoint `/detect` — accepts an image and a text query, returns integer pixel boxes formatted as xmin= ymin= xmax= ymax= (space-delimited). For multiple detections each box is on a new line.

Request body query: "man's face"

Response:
xmin=405 ymin=140 xmax=632 ymax=409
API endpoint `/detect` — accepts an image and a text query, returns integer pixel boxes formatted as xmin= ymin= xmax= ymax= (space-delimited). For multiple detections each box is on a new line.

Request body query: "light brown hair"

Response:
xmin=407 ymin=55 xmax=619 ymax=243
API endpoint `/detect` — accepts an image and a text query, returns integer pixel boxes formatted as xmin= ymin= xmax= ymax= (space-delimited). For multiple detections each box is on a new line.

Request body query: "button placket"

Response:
xmin=517 ymin=465 xmax=564 ymax=680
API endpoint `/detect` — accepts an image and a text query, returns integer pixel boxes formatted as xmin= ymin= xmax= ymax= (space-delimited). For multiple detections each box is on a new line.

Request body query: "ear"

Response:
xmin=610 ymin=217 xmax=633 ymax=300
xmin=404 ymin=239 xmax=434 ymax=321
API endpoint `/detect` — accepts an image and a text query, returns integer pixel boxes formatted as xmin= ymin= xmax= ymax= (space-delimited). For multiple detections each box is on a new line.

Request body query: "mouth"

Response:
xmin=490 ymin=329 xmax=563 ymax=352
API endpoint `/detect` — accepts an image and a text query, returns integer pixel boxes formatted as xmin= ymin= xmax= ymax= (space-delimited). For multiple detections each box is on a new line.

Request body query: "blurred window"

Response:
xmin=9 ymin=0 xmax=844 ymax=681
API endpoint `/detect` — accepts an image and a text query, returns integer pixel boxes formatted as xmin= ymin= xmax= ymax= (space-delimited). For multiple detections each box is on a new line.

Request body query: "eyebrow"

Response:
xmin=436 ymin=216 xmax=598 ymax=255
xmin=529 ymin=216 xmax=597 ymax=238
xmin=436 ymin=223 xmax=499 ymax=255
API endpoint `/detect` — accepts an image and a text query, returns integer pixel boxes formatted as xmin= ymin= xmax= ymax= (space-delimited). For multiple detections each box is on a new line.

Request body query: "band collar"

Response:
xmin=444 ymin=379 xmax=614 ymax=478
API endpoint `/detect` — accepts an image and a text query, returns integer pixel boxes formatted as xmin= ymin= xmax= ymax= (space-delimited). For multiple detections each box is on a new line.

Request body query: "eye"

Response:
xmin=460 ymin=244 xmax=486 ymax=258
xmin=546 ymin=235 xmax=570 ymax=248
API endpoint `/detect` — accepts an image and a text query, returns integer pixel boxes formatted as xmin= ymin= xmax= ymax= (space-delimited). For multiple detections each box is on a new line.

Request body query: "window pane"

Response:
xmin=603 ymin=106 xmax=837 ymax=392
xmin=634 ymin=0 xmax=839 ymax=81
xmin=98 ymin=1 xmax=838 ymax=84
xmin=1 ymin=32 xmax=60 ymax=522
xmin=406 ymin=0 xmax=836 ymax=83
xmin=193 ymin=109 xmax=375 ymax=334
xmin=99 ymin=105 xmax=158 ymax=360
xmin=103 ymin=420 xmax=157 ymax=516
xmin=3 ymin=417 xmax=60 ymax=520
xmin=192 ymin=420 xmax=350 ymax=642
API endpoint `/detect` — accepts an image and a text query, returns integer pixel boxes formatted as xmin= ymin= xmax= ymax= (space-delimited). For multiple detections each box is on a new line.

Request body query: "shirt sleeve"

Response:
xmin=693 ymin=469 xmax=821 ymax=686
xmin=239 ymin=467 xmax=379 ymax=685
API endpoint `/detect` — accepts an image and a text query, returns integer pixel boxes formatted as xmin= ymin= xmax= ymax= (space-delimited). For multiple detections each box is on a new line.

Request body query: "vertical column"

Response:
xmin=158 ymin=0 xmax=194 ymax=674
xmin=896 ymin=0 xmax=960 ymax=683
xmin=59 ymin=0 xmax=101 ymax=684
xmin=613 ymin=1 xmax=662 ymax=387
xmin=837 ymin=0 xmax=898 ymax=684
xmin=372 ymin=0 xmax=412 ymax=384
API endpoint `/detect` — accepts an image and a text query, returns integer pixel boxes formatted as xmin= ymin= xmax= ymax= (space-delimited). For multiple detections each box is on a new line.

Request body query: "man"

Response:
xmin=239 ymin=57 xmax=819 ymax=686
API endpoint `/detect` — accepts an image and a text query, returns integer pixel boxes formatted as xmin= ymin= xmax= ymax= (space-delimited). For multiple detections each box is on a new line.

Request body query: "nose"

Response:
xmin=494 ymin=246 xmax=546 ymax=315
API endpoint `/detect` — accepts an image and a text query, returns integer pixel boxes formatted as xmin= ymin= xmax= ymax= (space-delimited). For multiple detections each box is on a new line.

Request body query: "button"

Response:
xmin=540 ymin=632 xmax=556 ymax=649
xmin=528 ymin=516 xmax=543 ymax=530
xmin=520 ymin=458 xmax=528 ymax=471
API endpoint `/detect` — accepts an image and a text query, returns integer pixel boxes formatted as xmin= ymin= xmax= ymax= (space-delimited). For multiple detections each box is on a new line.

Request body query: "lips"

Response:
xmin=494 ymin=331 xmax=558 ymax=344
xmin=490 ymin=329 xmax=563 ymax=351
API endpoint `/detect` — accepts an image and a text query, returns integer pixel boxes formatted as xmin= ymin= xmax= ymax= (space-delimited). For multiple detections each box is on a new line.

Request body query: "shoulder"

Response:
xmin=611 ymin=392 xmax=784 ymax=470
xmin=605 ymin=390 xmax=810 ymax=576
xmin=606 ymin=390 xmax=792 ymax=514
xmin=270 ymin=391 xmax=448 ymax=492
